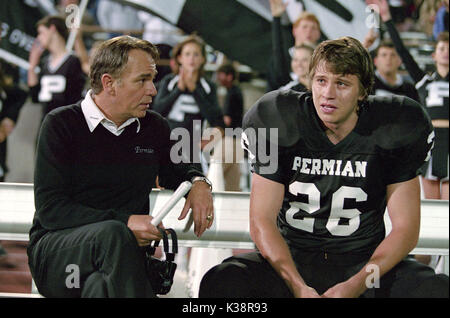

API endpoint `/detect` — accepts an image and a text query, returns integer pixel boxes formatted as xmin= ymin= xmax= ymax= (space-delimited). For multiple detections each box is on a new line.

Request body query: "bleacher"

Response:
xmin=0 ymin=182 xmax=448 ymax=297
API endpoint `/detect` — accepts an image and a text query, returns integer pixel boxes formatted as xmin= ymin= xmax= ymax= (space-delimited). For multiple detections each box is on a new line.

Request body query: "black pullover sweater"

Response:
xmin=28 ymin=102 xmax=203 ymax=250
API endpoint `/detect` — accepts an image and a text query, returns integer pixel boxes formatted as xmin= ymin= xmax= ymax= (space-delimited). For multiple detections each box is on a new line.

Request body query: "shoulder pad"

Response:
xmin=242 ymin=90 xmax=309 ymax=147
xmin=364 ymin=95 xmax=433 ymax=150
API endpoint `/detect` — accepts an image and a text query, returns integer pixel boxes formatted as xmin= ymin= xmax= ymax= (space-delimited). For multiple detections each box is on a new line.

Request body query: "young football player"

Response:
xmin=199 ymin=37 xmax=448 ymax=298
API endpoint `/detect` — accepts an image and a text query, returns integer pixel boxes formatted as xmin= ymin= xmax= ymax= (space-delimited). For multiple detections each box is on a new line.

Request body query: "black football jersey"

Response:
xmin=372 ymin=72 xmax=420 ymax=103
xmin=153 ymin=74 xmax=224 ymax=137
xmin=416 ymin=72 xmax=449 ymax=120
xmin=30 ymin=53 xmax=85 ymax=115
xmin=242 ymin=90 xmax=434 ymax=255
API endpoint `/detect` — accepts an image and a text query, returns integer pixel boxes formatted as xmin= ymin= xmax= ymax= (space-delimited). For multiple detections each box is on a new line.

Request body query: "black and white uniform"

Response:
xmin=199 ymin=90 xmax=448 ymax=298
xmin=30 ymin=53 xmax=85 ymax=117
xmin=372 ymin=70 xmax=420 ymax=103
xmin=415 ymin=72 xmax=449 ymax=181
xmin=152 ymin=73 xmax=224 ymax=166
xmin=385 ymin=19 xmax=449 ymax=181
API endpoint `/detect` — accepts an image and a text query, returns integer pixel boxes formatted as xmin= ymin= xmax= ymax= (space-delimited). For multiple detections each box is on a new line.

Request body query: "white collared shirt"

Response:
xmin=81 ymin=90 xmax=140 ymax=136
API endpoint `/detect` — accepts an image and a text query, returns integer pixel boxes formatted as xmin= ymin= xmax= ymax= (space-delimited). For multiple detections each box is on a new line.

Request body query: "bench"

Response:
xmin=0 ymin=182 xmax=448 ymax=296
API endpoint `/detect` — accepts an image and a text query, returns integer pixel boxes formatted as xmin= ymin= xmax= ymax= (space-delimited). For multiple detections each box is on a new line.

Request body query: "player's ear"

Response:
xmin=101 ymin=73 xmax=116 ymax=96
xmin=358 ymin=92 xmax=367 ymax=102
xmin=358 ymin=83 xmax=367 ymax=101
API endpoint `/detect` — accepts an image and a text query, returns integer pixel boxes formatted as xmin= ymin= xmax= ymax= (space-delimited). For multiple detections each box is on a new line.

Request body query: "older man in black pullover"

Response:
xmin=27 ymin=36 xmax=214 ymax=298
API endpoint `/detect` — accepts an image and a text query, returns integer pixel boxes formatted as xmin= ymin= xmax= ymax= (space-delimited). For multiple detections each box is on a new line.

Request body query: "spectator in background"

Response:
xmin=216 ymin=63 xmax=243 ymax=132
xmin=216 ymin=62 xmax=244 ymax=191
xmin=369 ymin=0 xmax=449 ymax=202
xmin=138 ymin=12 xmax=185 ymax=85
xmin=372 ymin=40 xmax=420 ymax=101
xmin=267 ymin=0 xmax=321 ymax=91
xmin=388 ymin=0 xmax=417 ymax=31
xmin=0 ymin=65 xmax=27 ymax=182
xmin=153 ymin=35 xmax=225 ymax=173
xmin=0 ymin=28 xmax=27 ymax=268
xmin=418 ymin=0 xmax=444 ymax=37
xmin=28 ymin=15 xmax=85 ymax=120
xmin=433 ymin=0 xmax=449 ymax=40
xmin=279 ymin=44 xmax=314 ymax=92
xmin=0 ymin=27 xmax=27 ymax=182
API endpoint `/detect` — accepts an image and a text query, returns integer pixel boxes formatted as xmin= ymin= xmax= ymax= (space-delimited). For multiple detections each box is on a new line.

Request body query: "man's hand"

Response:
xmin=363 ymin=28 xmax=378 ymax=49
xmin=28 ymin=40 xmax=45 ymax=69
xmin=178 ymin=181 xmax=214 ymax=237
xmin=321 ymin=279 xmax=364 ymax=298
xmin=292 ymin=284 xmax=321 ymax=298
xmin=269 ymin=0 xmax=287 ymax=17
xmin=127 ymin=214 xmax=163 ymax=246
xmin=28 ymin=40 xmax=45 ymax=87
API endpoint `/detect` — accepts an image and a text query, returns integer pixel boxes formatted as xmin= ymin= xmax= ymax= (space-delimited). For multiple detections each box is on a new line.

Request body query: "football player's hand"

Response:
xmin=321 ymin=281 xmax=362 ymax=298
xmin=292 ymin=284 xmax=321 ymax=298
xmin=178 ymin=181 xmax=214 ymax=237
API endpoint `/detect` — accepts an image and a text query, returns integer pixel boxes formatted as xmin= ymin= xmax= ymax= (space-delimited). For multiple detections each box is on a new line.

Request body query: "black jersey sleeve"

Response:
xmin=266 ymin=17 xmax=292 ymax=91
xmin=368 ymin=95 xmax=434 ymax=184
xmin=241 ymin=90 xmax=305 ymax=183
xmin=384 ymin=19 xmax=425 ymax=84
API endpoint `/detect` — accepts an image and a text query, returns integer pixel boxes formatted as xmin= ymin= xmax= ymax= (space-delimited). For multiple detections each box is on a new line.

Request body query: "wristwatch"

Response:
xmin=191 ymin=176 xmax=212 ymax=191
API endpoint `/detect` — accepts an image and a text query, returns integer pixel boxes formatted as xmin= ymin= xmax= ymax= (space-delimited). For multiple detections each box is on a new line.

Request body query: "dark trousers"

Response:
xmin=199 ymin=252 xmax=449 ymax=298
xmin=27 ymin=220 xmax=155 ymax=298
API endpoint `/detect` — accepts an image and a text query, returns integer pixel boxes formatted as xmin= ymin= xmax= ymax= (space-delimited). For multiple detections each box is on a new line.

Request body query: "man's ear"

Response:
xmin=373 ymin=56 xmax=379 ymax=67
xmin=101 ymin=74 xmax=116 ymax=95
xmin=49 ymin=24 xmax=57 ymax=33
xmin=431 ymin=51 xmax=436 ymax=63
